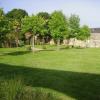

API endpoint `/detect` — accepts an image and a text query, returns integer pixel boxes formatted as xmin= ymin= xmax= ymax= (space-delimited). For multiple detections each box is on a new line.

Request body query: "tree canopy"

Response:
xmin=0 ymin=8 xmax=91 ymax=48
xmin=77 ymin=25 xmax=90 ymax=40
xmin=37 ymin=12 xmax=50 ymax=20
xmin=49 ymin=11 xmax=68 ymax=39
xmin=6 ymin=9 xmax=28 ymax=21
xmin=69 ymin=14 xmax=80 ymax=38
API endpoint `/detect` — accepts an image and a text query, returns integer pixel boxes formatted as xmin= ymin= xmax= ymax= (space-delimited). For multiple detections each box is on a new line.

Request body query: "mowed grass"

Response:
xmin=0 ymin=47 xmax=100 ymax=100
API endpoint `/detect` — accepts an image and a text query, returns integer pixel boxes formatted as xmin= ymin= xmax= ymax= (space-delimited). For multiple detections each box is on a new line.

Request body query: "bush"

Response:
xmin=0 ymin=79 xmax=24 ymax=100
xmin=0 ymin=79 xmax=67 ymax=100
xmin=17 ymin=87 xmax=56 ymax=100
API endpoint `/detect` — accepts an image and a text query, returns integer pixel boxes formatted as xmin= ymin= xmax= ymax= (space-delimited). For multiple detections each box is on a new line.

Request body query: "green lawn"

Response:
xmin=0 ymin=47 xmax=100 ymax=100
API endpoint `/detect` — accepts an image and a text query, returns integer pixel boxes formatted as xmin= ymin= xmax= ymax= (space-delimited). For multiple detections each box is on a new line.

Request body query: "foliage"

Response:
xmin=6 ymin=9 xmax=28 ymax=21
xmin=48 ymin=11 xmax=69 ymax=50
xmin=0 ymin=8 xmax=8 ymax=33
xmin=0 ymin=8 xmax=4 ymax=20
xmin=77 ymin=25 xmax=91 ymax=40
xmin=37 ymin=12 xmax=50 ymax=20
xmin=49 ymin=11 xmax=69 ymax=40
xmin=0 ymin=9 xmax=10 ymax=46
xmin=0 ymin=79 xmax=67 ymax=100
xmin=69 ymin=14 xmax=80 ymax=38
xmin=37 ymin=12 xmax=50 ymax=36
xmin=22 ymin=15 xmax=46 ymax=48
xmin=0 ymin=79 xmax=24 ymax=100
xmin=37 ymin=12 xmax=51 ymax=49
xmin=5 ymin=9 xmax=28 ymax=47
xmin=22 ymin=15 xmax=45 ymax=35
xmin=0 ymin=8 xmax=90 ymax=48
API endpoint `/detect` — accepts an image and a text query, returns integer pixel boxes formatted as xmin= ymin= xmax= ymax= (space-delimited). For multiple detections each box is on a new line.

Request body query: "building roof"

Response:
xmin=91 ymin=28 xmax=100 ymax=33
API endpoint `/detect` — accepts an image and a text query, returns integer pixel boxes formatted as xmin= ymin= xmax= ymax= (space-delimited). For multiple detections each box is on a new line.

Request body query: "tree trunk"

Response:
xmin=9 ymin=40 xmax=12 ymax=48
xmin=15 ymin=31 xmax=19 ymax=47
xmin=85 ymin=40 xmax=88 ymax=48
xmin=57 ymin=38 xmax=60 ymax=50
xmin=31 ymin=35 xmax=35 ymax=50
xmin=6 ymin=41 xmax=9 ymax=48
xmin=15 ymin=37 xmax=19 ymax=47
xmin=42 ymin=37 xmax=46 ymax=49
xmin=1 ymin=43 xmax=4 ymax=48
xmin=63 ymin=38 xmax=70 ymax=47
xmin=67 ymin=39 xmax=70 ymax=46
xmin=73 ymin=38 xmax=76 ymax=47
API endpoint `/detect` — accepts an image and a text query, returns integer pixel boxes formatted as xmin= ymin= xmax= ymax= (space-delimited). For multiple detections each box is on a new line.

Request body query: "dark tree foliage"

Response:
xmin=6 ymin=9 xmax=28 ymax=21
xmin=0 ymin=9 xmax=9 ymax=47
xmin=5 ymin=9 xmax=28 ymax=47
xmin=37 ymin=12 xmax=50 ymax=20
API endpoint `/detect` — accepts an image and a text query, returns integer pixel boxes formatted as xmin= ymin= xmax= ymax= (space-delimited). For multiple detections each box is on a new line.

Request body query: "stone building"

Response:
xmin=88 ymin=28 xmax=100 ymax=47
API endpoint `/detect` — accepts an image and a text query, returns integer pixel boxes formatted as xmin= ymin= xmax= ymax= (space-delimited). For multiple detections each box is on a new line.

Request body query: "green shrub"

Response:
xmin=0 ymin=79 xmax=24 ymax=100
xmin=0 ymin=79 xmax=68 ymax=100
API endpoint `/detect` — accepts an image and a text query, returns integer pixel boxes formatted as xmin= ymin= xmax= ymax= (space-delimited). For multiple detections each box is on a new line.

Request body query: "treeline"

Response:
xmin=0 ymin=8 xmax=90 ymax=48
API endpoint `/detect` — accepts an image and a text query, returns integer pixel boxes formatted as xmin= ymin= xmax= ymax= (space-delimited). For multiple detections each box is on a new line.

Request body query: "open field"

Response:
xmin=0 ymin=47 xmax=100 ymax=100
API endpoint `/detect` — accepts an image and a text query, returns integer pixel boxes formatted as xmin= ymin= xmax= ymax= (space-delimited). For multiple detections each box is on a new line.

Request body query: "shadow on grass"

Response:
xmin=41 ymin=49 xmax=55 ymax=52
xmin=1 ymin=51 xmax=31 ymax=56
xmin=0 ymin=63 xmax=100 ymax=100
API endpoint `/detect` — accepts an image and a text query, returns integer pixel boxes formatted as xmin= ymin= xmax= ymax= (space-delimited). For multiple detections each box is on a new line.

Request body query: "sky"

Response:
xmin=0 ymin=0 xmax=100 ymax=28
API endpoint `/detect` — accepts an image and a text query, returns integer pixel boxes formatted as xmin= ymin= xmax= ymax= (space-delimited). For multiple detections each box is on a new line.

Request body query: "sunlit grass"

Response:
xmin=0 ymin=46 xmax=100 ymax=99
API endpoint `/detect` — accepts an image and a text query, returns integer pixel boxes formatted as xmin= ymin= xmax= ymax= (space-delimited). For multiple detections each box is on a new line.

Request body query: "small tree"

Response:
xmin=69 ymin=14 xmax=80 ymax=46
xmin=76 ymin=25 xmax=90 ymax=47
xmin=77 ymin=25 xmax=90 ymax=40
xmin=49 ymin=11 xmax=68 ymax=50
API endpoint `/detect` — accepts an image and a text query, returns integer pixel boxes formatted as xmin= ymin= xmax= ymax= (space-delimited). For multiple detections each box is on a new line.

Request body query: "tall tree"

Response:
xmin=69 ymin=14 xmax=80 ymax=37
xmin=8 ymin=19 xmax=21 ymax=47
xmin=6 ymin=9 xmax=28 ymax=47
xmin=37 ymin=12 xmax=50 ymax=48
xmin=49 ymin=11 xmax=68 ymax=50
xmin=0 ymin=8 xmax=10 ymax=47
xmin=69 ymin=14 xmax=80 ymax=46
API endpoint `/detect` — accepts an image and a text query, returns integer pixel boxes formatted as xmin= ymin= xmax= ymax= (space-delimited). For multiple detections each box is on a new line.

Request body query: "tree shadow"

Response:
xmin=1 ymin=51 xmax=31 ymax=56
xmin=41 ymin=49 xmax=55 ymax=51
xmin=0 ymin=63 xmax=100 ymax=100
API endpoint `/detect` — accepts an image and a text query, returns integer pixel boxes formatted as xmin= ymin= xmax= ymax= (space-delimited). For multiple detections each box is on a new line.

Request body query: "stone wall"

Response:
xmin=88 ymin=33 xmax=100 ymax=47
xmin=68 ymin=33 xmax=100 ymax=48
xmin=49 ymin=33 xmax=100 ymax=48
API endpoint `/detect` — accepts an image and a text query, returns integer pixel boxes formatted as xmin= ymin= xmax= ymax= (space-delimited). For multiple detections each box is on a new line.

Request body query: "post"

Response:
xmin=57 ymin=38 xmax=60 ymax=50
